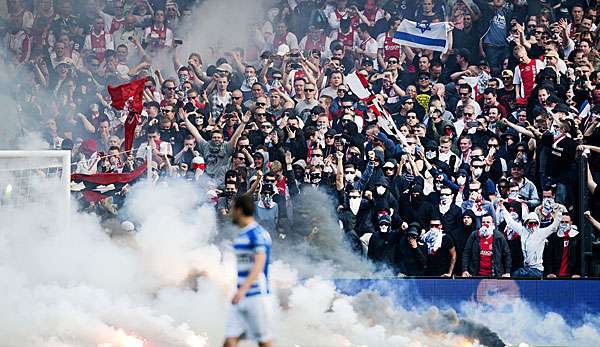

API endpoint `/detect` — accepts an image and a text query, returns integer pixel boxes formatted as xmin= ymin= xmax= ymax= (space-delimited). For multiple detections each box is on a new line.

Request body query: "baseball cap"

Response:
xmin=501 ymin=69 xmax=514 ymax=78
xmin=276 ymin=44 xmax=290 ymax=56
xmin=217 ymin=63 xmax=233 ymax=74
xmin=552 ymin=103 xmax=571 ymax=114
xmin=545 ymin=50 xmax=559 ymax=59
xmin=383 ymin=161 xmax=396 ymax=169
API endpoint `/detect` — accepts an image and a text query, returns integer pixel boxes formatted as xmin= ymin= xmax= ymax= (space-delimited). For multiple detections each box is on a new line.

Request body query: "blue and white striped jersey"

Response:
xmin=233 ymin=222 xmax=272 ymax=297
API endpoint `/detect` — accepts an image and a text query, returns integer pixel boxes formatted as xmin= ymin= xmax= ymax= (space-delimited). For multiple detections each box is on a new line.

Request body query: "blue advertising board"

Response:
xmin=334 ymin=278 xmax=600 ymax=323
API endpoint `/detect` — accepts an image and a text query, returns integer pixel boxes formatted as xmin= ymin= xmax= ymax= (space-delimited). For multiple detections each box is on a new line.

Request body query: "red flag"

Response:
xmin=107 ymin=78 xmax=147 ymax=152
xmin=122 ymin=112 xmax=140 ymax=153
xmin=107 ymin=77 xmax=147 ymax=113
xmin=71 ymin=163 xmax=148 ymax=203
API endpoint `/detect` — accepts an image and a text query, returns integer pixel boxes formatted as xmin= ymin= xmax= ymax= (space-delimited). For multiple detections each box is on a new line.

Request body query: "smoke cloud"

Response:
xmin=1 ymin=177 xmax=600 ymax=346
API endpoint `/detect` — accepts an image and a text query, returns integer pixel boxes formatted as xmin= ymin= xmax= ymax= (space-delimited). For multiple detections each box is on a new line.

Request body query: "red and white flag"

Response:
xmin=108 ymin=77 xmax=148 ymax=152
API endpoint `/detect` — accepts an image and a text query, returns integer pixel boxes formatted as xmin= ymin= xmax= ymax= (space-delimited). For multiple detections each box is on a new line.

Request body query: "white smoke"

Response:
xmin=1 ymin=177 xmax=599 ymax=347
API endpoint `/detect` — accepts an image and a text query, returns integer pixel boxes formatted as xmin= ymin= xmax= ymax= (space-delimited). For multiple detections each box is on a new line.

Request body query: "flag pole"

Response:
xmin=146 ymin=146 xmax=152 ymax=181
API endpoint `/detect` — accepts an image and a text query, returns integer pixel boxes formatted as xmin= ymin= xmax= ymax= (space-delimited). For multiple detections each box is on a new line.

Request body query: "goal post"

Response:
xmin=0 ymin=150 xmax=71 ymax=228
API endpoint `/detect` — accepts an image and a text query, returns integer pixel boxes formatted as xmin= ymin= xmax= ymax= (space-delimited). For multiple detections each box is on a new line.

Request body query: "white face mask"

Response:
xmin=558 ymin=222 xmax=569 ymax=233
xmin=480 ymin=224 xmax=494 ymax=237
xmin=345 ymin=173 xmax=356 ymax=182
xmin=440 ymin=194 xmax=452 ymax=203
xmin=508 ymin=191 xmax=519 ymax=200
xmin=457 ymin=176 xmax=466 ymax=185
xmin=380 ymin=225 xmax=389 ymax=233
xmin=543 ymin=198 xmax=554 ymax=209
xmin=425 ymin=151 xmax=436 ymax=159
xmin=349 ymin=197 xmax=361 ymax=215
xmin=435 ymin=182 xmax=444 ymax=191
xmin=473 ymin=168 xmax=483 ymax=177
xmin=376 ymin=186 xmax=387 ymax=195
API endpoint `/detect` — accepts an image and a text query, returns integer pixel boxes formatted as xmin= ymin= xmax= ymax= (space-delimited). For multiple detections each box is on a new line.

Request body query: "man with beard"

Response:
xmin=421 ymin=217 xmax=456 ymax=277
xmin=498 ymin=198 xmax=562 ymax=278
xmin=183 ymin=108 xmax=248 ymax=182
xmin=224 ymin=195 xmax=274 ymax=347
xmin=462 ymin=213 xmax=511 ymax=278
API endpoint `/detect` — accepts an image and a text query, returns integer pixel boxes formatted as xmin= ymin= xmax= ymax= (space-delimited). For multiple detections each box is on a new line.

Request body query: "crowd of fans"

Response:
xmin=6 ymin=0 xmax=600 ymax=278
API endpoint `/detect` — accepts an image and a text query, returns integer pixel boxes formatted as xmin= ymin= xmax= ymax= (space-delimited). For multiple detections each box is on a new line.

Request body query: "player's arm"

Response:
xmin=232 ymin=251 xmax=267 ymax=304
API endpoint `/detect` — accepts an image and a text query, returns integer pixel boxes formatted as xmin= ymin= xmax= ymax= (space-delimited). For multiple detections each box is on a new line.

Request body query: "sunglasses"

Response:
xmin=488 ymin=144 xmax=499 ymax=148
xmin=313 ymin=153 xmax=323 ymax=157
xmin=388 ymin=60 xmax=398 ymax=64
xmin=459 ymin=92 xmax=470 ymax=96
xmin=162 ymin=109 xmax=174 ymax=113
xmin=260 ymin=124 xmax=272 ymax=128
xmin=304 ymin=88 xmax=315 ymax=92
xmin=165 ymin=86 xmax=176 ymax=90
xmin=463 ymin=112 xmax=473 ymax=116
xmin=419 ymin=76 xmax=430 ymax=80
xmin=232 ymin=96 xmax=243 ymax=100
xmin=256 ymin=102 xmax=266 ymax=107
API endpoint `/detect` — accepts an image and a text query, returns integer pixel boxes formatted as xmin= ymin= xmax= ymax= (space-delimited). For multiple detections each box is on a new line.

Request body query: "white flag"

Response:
xmin=393 ymin=20 xmax=450 ymax=53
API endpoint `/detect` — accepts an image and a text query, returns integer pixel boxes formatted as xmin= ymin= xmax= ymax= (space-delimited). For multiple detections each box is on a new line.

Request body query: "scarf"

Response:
xmin=421 ymin=228 xmax=444 ymax=254
xmin=557 ymin=224 xmax=578 ymax=238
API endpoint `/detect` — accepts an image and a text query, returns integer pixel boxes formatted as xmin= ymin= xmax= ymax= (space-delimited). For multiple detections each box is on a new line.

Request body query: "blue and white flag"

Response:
xmin=393 ymin=20 xmax=450 ymax=53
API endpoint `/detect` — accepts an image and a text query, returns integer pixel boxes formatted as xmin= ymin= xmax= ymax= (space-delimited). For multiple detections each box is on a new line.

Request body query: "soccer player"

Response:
xmin=223 ymin=195 xmax=274 ymax=347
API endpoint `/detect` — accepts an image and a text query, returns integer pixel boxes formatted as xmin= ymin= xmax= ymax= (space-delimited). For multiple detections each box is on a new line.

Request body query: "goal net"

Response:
xmin=0 ymin=150 xmax=71 ymax=228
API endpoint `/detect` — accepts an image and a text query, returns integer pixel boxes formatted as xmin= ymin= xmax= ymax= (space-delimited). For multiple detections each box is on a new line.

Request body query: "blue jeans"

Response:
xmin=484 ymin=45 xmax=510 ymax=71
xmin=512 ymin=266 xmax=543 ymax=278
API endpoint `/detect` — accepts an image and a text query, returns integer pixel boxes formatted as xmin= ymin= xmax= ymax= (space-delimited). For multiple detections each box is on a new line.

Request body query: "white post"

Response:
xmin=146 ymin=145 xmax=152 ymax=181
xmin=60 ymin=150 xmax=71 ymax=231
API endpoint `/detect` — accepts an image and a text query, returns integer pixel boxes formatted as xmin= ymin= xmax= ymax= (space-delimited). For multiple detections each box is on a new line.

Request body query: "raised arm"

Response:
xmin=181 ymin=109 xmax=207 ymax=145
xmin=229 ymin=111 xmax=250 ymax=147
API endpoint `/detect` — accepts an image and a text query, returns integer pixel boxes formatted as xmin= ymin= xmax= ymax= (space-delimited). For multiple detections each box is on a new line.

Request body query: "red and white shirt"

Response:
xmin=330 ymin=29 xmax=357 ymax=50
xmin=84 ymin=31 xmax=114 ymax=62
xmin=478 ymin=233 xmax=493 ymax=276
xmin=143 ymin=25 xmax=173 ymax=48
xmin=377 ymin=32 xmax=401 ymax=60
xmin=513 ymin=59 xmax=545 ymax=99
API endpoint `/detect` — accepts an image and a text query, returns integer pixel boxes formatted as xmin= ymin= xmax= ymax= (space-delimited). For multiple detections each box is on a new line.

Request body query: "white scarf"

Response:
xmin=421 ymin=228 xmax=444 ymax=254
xmin=557 ymin=224 xmax=579 ymax=238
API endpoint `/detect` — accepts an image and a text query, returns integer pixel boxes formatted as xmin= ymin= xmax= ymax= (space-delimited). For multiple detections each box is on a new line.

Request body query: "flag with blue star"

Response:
xmin=393 ymin=19 xmax=450 ymax=53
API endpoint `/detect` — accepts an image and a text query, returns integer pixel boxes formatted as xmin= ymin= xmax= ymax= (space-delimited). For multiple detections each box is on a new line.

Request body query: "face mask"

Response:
xmin=310 ymin=173 xmax=321 ymax=184
xmin=430 ymin=227 xmax=442 ymax=234
xmin=376 ymin=186 xmax=387 ymax=195
xmin=510 ymin=211 xmax=520 ymax=221
xmin=380 ymin=224 xmax=390 ymax=233
xmin=349 ymin=197 xmax=361 ymax=214
xmin=345 ymin=173 xmax=356 ymax=182
xmin=508 ymin=192 xmax=519 ymax=200
xmin=323 ymin=165 xmax=333 ymax=173
xmin=440 ymin=194 xmax=452 ymax=203
xmin=457 ymin=176 xmax=466 ymax=185
xmin=425 ymin=151 xmax=436 ymax=159
xmin=558 ymin=222 xmax=569 ymax=233
xmin=473 ymin=168 xmax=483 ymax=177
xmin=480 ymin=224 xmax=494 ymax=237
xmin=246 ymin=76 xmax=258 ymax=85
xmin=543 ymin=198 xmax=554 ymax=209
xmin=435 ymin=182 xmax=444 ymax=191
xmin=262 ymin=195 xmax=273 ymax=206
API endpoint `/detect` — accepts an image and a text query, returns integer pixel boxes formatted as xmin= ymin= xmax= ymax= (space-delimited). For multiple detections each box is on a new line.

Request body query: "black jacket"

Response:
xmin=462 ymin=230 xmax=512 ymax=277
xmin=544 ymin=232 xmax=581 ymax=277
xmin=395 ymin=234 xmax=428 ymax=276
xmin=368 ymin=231 xmax=402 ymax=271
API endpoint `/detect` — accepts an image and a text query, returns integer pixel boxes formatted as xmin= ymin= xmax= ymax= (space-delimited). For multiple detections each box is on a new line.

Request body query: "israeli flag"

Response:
xmin=393 ymin=20 xmax=450 ymax=53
